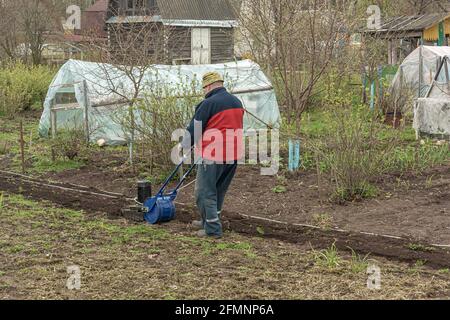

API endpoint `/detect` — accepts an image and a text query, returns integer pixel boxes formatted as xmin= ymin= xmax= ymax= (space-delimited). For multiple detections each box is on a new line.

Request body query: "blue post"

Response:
xmin=370 ymin=81 xmax=375 ymax=111
xmin=294 ymin=140 xmax=300 ymax=170
xmin=288 ymin=139 xmax=301 ymax=172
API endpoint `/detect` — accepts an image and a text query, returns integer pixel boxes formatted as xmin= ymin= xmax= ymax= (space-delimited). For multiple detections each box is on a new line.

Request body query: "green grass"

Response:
xmin=215 ymin=241 xmax=252 ymax=251
xmin=349 ymin=249 xmax=370 ymax=274
xmin=29 ymin=158 xmax=84 ymax=173
xmin=313 ymin=243 xmax=342 ymax=270
xmin=332 ymin=183 xmax=378 ymax=203
xmin=272 ymin=185 xmax=287 ymax=193
xmin=411 ymin=260 xmax=427 ymax=273
xmin=2 ymin=193 xmax=258 ymax=261
xmin=7 ymin=244 xmax=25 ymax=254
xmin=0 ymin=115 xmax=87 ymax=174
xmin=1 ymin=192 xmax=450 ymax=299
xmin=407 ymin=243 xmax=436 ymax=253
xmin=386 ymin=142 xmax=450 ymax=174
xmin=312 ymin=213 xmax=333 ymax=230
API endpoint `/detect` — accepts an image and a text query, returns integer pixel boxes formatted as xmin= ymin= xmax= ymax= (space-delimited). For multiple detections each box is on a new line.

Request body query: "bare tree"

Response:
xmin=355 ymin=0 xmax=449 ymax=15
xmin=0 ymin=0 xmax=60 ymax=64
xmin=0 ymin=1 xmax=19 ymax=59
xmin=83 ymin=5 xmax=190 ymax=166
xmin=20 ymin=0 xmax=51 ymax=65
xmin=237 ymin=0 xmax=351 ymax=133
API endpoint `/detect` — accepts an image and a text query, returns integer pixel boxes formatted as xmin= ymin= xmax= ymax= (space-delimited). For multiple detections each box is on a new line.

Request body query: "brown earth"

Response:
xmin=42 ymin=153 xmax=450 ymax=246
xmin=1 ymin=169 xmax=450 ymax=269
xmin=181 ymin=165 xmax=450 ymax=246
xmin=2 ymin=192 xmax=449 ymax=300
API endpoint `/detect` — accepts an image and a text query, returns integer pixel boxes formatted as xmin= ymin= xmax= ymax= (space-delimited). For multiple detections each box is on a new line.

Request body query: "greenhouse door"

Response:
xmin=191 ymin=28 xmax=210 ymax=64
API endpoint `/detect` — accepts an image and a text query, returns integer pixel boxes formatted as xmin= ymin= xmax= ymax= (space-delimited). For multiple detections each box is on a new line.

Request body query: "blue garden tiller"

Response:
xmin=122 ymin=151 xmax=198 ymax=224
xmin=143 ymin=155 xmax=198 ymax=224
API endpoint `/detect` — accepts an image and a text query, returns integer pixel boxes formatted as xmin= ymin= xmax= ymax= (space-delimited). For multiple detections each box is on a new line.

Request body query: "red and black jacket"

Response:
xmin=183 ymin=87 xmax=244 ymax=162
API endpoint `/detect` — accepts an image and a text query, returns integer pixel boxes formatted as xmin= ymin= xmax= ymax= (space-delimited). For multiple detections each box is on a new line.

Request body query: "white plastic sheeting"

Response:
xmin=39 ymin=59 xmax=281 ymax=145
xmin=414 ymin=77 xmax=450 ymax=137
xmin=390 ymin=46 xmax=450 ymax=113
xmin=414 ymin=98 xmax=450 ymax=137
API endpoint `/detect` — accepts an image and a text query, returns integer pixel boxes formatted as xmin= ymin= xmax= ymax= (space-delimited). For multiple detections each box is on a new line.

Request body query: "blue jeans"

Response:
xmin=195 ymin=162 xmax=238 ymax=236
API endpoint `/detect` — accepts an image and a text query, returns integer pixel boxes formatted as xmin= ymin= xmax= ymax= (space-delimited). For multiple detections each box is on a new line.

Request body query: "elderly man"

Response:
xmin=182 ymin=72 xmax=244 ymax=239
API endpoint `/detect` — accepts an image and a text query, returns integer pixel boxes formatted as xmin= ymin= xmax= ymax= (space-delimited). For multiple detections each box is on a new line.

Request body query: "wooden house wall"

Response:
xmin=166 ymin=27 xmax=192 ymax=63
xmin=211 ymin=28 xmax=235 ymax=63
xmin=107 ymin=1 xmax=236 ymax=64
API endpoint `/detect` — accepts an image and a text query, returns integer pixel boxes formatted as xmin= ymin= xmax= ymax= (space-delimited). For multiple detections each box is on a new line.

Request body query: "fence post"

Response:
xmin=378 ymin=65 xmax=383 ymax=108
xmin=444 ymin=57 xmax=450 ymax=91
xmin=19 ymin=120 xmax=25 ymax=174
xmin=82 ymin=80 xmax=90 ymax=144
xmin=419 ymin=45 xmax=423 ymax=97
xmin=50 ymin=99 xmax=57 ymax=139
xmin=362 ymin=70 xmax=367 ymax=104
xmin=288 ymin=139 xmax=301 ymax=172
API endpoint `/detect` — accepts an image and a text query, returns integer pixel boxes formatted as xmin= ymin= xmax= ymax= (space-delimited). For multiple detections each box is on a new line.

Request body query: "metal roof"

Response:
xmin=156 ymin=0 xmax=237 ymax=21
xmin=106 ymin=15 xmax=237 ymax=28
xmin=365 ymin=13 xmax=450 ymax=33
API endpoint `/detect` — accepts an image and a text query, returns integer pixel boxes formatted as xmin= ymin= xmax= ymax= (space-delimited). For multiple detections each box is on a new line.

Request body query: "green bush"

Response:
xmin=0 ymin=60 xmax=55 ymax=117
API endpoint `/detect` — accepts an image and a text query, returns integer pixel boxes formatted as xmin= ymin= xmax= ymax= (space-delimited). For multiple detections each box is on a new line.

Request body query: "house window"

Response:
xmin=123 ymin=0 xmax=157 ymax=16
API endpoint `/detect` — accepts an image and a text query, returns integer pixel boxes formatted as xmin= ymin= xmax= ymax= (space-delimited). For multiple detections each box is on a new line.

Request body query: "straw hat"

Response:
xmin=202 ymin=72 xmax=224 ymax=88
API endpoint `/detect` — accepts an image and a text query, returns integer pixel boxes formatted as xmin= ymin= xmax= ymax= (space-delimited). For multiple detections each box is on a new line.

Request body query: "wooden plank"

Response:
xmin=52 ymin=103 xmax=81 ymax=111
xmin=82 ymin=80 xmax=90 ymax=143
xmin=50 ymin=109 xmax=57 ymax=139
xmin=89 ymin=86 xmax=274 ymax=110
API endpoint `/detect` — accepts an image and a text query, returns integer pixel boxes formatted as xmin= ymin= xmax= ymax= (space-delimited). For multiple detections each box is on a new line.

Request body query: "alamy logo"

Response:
xmin=171 ymin=124 xmax=280 ymax=176
xmin=367 ymin=264 xmax=381 ymax=290
xmin=367 ymin=5 xmax=381 ymax=30
xmin=66 ymin=265 xmax=81 ymax=290
xmin=63 ymin=5 xmax=81 ymax=30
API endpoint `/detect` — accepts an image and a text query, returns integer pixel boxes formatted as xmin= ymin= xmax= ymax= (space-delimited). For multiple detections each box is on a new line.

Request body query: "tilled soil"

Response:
xmin=179 ymin=165 xmax=450 ymax=246
xmin=1 ymin=170 xmax=450 ymax=269
xmin=45 ymin=159 xmax=450 ymax=246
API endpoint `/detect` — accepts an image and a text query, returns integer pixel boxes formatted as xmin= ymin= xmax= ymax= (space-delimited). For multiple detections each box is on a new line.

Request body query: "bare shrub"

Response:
xmin=50 ymin=127 xmax=89 ymax=161
xmin=112 ymin=77 xmax=201 ymax=171
xmin=310 ymin=83 xmax=399 ymax=202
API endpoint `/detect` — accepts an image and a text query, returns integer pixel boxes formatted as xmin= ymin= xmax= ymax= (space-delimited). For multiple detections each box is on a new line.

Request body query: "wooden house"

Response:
xmin=363 ymin=13 xmax=450 ymax=65
xmin=106 ymin=0 xmax=239 ymax=64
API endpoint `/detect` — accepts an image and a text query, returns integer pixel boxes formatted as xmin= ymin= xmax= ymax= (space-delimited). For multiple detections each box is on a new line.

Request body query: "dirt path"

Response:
xmin=1 ymin=170 xmax=450 ymax=269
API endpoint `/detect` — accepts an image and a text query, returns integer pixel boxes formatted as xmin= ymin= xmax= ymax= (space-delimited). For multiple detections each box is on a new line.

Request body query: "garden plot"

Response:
xmin=1 ymin=113 xmax=450 ymax=270
xmin=1 ymin=163 xmax=450 ymax=269
xmin=1 ymin=194 xmax=449 ymax=300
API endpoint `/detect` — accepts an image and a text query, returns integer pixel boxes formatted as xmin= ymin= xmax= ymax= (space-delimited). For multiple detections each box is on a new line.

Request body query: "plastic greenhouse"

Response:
xmin=388 ymin=45 xmax=450 ymax=138
xmin=390 ymin=46 xmax=450 ymax=113
xmin=414 ymin=54 xmax=450 ymax=138
xmin=39 ymin=59 xmax=281 ymax=145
